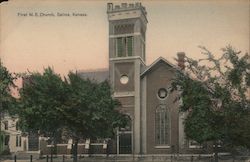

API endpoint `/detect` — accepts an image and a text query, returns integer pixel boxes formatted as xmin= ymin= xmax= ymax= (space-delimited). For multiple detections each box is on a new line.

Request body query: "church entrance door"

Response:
xmin=118 ymin=131 xmax=132 ymax=154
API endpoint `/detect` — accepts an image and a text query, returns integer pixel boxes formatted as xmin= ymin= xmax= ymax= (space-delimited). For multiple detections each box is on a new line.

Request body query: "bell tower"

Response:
xmin=107 ymin=2 xmax=147 ymax=61
xmin=107 ymin=2 xmax=147 ymax=154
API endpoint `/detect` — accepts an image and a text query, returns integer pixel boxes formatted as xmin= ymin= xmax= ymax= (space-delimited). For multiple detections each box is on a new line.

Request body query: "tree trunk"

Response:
xmin=0 ymin=103 xmax=2 ymax=153
xmin=53 ymin=134 xmax=58 ymax=157
xmin=73 ymin=139 xmax=78 ymax=162
xmin=52 ymin=131 xmax=60 ymax=157
xmin=53 ymin=143 xmax=57 ymax=157
xmin=214 ymin=141 xmax=218 ymax=162
xmin=50 ymin=134 xmax=57 ymax=162
xmin=50 ymin=145 xmax=53 ymax=162
xmin=0 ymin=100 xmax=2 ymax=137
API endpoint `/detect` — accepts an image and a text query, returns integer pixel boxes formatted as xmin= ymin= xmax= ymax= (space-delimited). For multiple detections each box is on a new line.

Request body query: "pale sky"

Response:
xmin=0 ymin=0 xmax=249 ymax=76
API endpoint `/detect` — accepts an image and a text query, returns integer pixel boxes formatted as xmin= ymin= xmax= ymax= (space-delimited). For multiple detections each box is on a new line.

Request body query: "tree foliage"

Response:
xmin=59 ymin=72 xmax=127 ymax=140
xmin=18 ymin=67 xmax=128 ymax=142
xmin=0 ymin=60 xmax=16 ymax=114
xmin=19 ymin=67 xmax=66 ymax=139
xmin=57 ymin=72 xmax=128 ymax=162
xmin=172 ymin=46 xmax=250 ymax=151
xmin=0 ymin=60 xmax=17 ymax=153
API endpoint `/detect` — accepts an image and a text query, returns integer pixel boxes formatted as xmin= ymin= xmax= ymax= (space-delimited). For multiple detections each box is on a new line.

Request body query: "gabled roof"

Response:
xmin=140 ymin=57 xmax=180 ymax=77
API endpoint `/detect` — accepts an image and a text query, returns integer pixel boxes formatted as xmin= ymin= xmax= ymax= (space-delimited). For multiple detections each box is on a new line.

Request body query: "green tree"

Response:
xmin=59 ymin=72 xmax=127 ymax=162
xmin=18 ymin=67 xmax=67 ymax=154
xmin=0 ymin=60 xmax=16 ymax=153
xmin=0 ymin=60 xmax=16 ymax=114
xmin=19 ymin=68 xmax=128 ymax=161
xmin=172 ymin=46 xmax=250 ymax=161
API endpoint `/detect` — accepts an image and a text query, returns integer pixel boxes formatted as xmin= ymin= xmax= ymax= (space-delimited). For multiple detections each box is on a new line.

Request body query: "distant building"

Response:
xmin=78 ymin=2 xmax=203 ymax=155
xmin=0 ymin=114 xmax=28 ymax=153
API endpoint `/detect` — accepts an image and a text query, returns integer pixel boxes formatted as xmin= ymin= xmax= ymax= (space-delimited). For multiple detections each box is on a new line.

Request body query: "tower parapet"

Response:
xmin=107 ymin=2 xmax=146 ymax=15
xmin=107 ymin=3 xmax=147 ymax=23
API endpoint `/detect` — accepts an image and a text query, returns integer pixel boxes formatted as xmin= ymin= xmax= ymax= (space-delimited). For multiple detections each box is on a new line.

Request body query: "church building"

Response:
xmin=79 ymin=2 xmax=202 ymax=155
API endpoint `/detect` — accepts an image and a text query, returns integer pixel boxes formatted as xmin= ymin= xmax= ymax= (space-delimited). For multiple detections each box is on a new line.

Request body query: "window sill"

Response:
xmin=154 ymin=145 xmax=170 ymax=149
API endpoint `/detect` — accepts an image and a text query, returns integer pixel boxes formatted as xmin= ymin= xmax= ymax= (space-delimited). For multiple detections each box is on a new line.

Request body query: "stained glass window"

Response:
xmin=155 ymin=105 xmax=170 ymax=145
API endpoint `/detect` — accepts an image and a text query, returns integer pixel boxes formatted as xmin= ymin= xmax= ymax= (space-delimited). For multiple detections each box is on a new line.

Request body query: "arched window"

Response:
xmin=119 ymin=115 xmax=132 ymax=131
xmin=118 ymin=115 xmax=132 ymax=154
xmin=155 ymin=105 xmax=170 ymax=145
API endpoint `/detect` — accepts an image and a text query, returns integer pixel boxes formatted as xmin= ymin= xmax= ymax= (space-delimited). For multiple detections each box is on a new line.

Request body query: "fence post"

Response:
xmin=46 ymin=155 xmax=48 ymax=162
xmin=30 ymin=155 xmax=33 ymax=162
xmin=50 ymin=153 xmax=53 ymax=162
xmin=14 ymin=155 xmax=16 ymax=162
xmin=191 ymin=155 xmax=193 ymax=162
xmin=63 ymin=155 xmax=65 ymax=162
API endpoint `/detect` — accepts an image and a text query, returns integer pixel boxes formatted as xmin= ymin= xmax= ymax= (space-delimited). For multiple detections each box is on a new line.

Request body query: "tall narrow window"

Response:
xmin=127 ymin=36 xmax=133 ymax=56
xmin=16 ymin=136 xmax=18 ymax=147
xmin=155 ymin=105 xmax=170 ymax=145
xmin=5 ymin=135 xmax=9 ymax=146
xmin=142 ymin=42 xmax=145 ymax=60
xmin=16 ymin=135 xmax=22 ymax=147
xmin=19 ymin=136 xmax=22 ymax=147
xmin=117 ymin=37 xmax=123 ymax=57
xmin=16 ymin=121 xmax=19 ymax=131
xmin=116 ymin=37 xmax=133 ymax=57
xmin=4 ymin=121 xmax=8 ymax=130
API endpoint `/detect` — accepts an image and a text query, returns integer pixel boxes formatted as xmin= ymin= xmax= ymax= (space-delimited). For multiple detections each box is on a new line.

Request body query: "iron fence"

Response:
xmin=1 ymin=154 xmax=250 ymax=162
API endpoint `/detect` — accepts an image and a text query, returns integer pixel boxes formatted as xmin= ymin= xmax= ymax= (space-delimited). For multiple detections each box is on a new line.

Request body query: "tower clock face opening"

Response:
xmin=120 ymin=75 xmax=129 ymax=84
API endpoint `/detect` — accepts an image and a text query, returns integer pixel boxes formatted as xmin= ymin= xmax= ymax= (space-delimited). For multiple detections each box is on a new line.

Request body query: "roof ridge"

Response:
xmin=141 ymin=57 xmax=180 ymax=77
